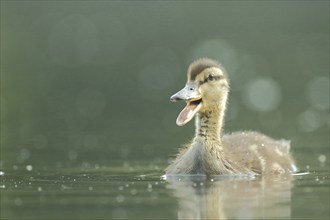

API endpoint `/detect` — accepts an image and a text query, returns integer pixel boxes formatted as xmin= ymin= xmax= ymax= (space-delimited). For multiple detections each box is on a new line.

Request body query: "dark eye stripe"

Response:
xmin=199 ymin=75 xmax=222 ymax=85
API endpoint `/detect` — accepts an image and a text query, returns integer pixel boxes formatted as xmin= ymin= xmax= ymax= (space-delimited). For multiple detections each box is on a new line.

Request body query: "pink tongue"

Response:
xmin=176 ymin=102 xmax=202 ymax=126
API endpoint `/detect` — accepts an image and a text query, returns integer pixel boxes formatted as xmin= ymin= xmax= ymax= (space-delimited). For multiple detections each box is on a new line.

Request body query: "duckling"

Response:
xmin=166 ymin=58 xmax=297 ymax=176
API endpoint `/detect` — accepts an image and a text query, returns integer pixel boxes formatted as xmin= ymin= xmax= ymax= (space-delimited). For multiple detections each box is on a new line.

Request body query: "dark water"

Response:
xmin=1 ymin=1 xmax=329 ymax=220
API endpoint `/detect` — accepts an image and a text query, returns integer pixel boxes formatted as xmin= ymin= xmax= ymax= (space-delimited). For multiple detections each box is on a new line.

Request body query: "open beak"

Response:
xmin=170 ymin=82 xmax=202 ymax=126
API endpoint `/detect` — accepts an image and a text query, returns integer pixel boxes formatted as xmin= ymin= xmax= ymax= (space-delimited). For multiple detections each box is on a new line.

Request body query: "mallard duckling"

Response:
xmin=166 ymin=58 xmax=297 ymax=176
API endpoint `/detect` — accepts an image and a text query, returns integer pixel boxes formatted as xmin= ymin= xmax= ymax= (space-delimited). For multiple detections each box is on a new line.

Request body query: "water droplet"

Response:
xmin=318 ymin=155 xmax=327 ymax=163
xmin=26 ymin=165 xmax=33 ymax=171
xmin=0 ymin=171 xmax=4 ymax=176
xmin=116 ymin=194 xmax=125 ymax=203
xmin=147 ymin=183 xmax=153 ymax=192
xmin=38 ymin=187 xmax=42 ymax=192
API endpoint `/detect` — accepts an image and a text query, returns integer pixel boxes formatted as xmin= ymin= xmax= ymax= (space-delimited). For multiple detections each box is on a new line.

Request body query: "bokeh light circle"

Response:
xmin=306 ymin=76 xmax=329 ymax=110
xmin=243 ymin=77 xmax=282 ymax=112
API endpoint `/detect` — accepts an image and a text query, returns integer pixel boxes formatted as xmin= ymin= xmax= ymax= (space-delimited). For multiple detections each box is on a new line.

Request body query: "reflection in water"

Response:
xmin=167 ymin=176 xmax=293 ymax=219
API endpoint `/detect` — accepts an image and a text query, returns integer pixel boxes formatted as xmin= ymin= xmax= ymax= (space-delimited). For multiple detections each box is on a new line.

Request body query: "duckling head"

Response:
xmin=170 ymin=58 xmax=229 ymax=126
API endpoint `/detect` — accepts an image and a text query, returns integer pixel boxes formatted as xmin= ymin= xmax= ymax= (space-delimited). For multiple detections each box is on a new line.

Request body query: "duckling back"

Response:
xmin=222 ymin=131 xmax=297 ymax=175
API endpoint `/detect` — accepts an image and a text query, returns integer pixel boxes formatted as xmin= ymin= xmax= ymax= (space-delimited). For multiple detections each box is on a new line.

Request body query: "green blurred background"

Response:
xmin=1 ymin=1 xmax=329 ymax=171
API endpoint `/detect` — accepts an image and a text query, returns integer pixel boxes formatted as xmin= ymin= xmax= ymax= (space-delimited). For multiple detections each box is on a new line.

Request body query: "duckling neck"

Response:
xmin=194 ymin=103 xmax=226 ymax=143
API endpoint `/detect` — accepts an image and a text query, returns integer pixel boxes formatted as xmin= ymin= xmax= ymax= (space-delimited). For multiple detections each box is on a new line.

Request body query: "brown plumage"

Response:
xmin=166 ymin=58 xmax=297 ymax=177
xmin=188 ymin=58 xmax=224 ymax=81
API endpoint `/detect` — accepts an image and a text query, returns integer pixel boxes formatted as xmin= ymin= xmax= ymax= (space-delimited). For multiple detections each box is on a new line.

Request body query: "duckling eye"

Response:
xmin=208 ymin=74 xmax=215 ymax=81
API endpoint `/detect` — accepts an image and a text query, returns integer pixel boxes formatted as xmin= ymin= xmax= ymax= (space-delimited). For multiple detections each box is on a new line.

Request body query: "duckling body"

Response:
xmin=166 ymin=58 xmax=296 ymax=176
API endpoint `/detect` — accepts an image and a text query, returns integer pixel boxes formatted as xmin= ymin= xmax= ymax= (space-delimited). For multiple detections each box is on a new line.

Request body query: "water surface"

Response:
xmin=1 ymin=155 xmax=329 ymax=219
